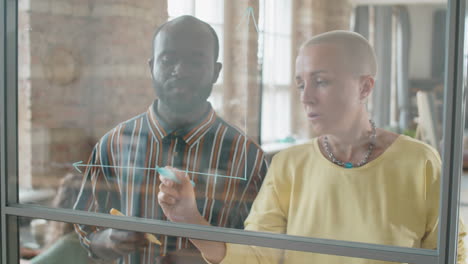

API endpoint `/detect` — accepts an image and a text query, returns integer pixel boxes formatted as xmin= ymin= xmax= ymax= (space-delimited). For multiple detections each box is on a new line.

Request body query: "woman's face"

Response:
xmin=295 ymin=43 xmax=369 ymax=136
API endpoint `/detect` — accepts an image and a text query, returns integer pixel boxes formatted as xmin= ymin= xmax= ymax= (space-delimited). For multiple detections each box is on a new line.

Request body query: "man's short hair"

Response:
xmin=152 ymin=16 xmax=220 ymax=62
xmin=300 ymin=30 xmax=377 ymax=77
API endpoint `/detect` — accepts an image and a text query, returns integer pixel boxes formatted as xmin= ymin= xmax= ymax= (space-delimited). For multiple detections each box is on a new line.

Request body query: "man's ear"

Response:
xmin=212 ymin=62 xmax=222 ymax=83
xmin=359 ymin=75 xmax=375 ymax=100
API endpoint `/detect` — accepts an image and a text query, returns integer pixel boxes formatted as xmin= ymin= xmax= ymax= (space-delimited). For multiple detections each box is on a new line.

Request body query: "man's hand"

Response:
xmin=106 ymin=229 xmax=148 ymax=256
xmin=90 ymin=228 xmax=148 ymax=260
xmin=158 ymin=167 xmax=204 ymax=224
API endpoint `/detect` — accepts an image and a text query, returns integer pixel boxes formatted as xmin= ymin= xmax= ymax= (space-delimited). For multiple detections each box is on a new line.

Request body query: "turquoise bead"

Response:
xmin=344 ymin=163 xmax=353 ymax=168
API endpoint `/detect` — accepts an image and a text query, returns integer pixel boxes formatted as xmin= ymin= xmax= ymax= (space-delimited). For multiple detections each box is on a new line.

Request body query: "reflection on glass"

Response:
xmin=19 ymin=217 xmax=419 ymax=264
xmin=70 ymin=14 xmax=268 ymax=263
xmin=156 ymin=30 xmax=465 ymax=264
xmin=18 ymin=178 xmax=89 ymax=264
xmin=259 ymin=0 xmax=293 ymax=143
xmin=18 ymin=0 xmax=268 ymax=262
xmin=15 ymin=0 xmax=465 ymax=263
xmin=20 ymin=219 xmax=91 ymax=264
xmin=168 ymin=0 xmax=225 ymax=88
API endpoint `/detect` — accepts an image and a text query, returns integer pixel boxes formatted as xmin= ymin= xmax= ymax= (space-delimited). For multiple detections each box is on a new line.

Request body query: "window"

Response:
xmin=259 ymin=0 xmax=292 ymax=143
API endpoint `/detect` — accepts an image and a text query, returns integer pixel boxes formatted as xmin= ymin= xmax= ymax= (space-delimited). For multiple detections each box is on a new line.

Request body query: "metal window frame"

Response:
xmin=438 ymin=0 xmax=466 ymax=263
xmin=0 ymin=0 xmax=4 ymax=261
xmin=0 ymin=0 xmax=465 ymax=263
xmin=1 ymin=0 xmax=19 ymax=263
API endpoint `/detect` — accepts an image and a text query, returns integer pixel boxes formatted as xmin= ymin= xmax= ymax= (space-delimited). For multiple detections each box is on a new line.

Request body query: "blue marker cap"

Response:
xmin=157 ymin=167 xmax=195 ymax=187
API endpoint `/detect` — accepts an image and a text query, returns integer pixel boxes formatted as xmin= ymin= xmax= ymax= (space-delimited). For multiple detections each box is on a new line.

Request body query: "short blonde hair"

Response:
xmin=300 ymin=30 xmax=377 ymax=77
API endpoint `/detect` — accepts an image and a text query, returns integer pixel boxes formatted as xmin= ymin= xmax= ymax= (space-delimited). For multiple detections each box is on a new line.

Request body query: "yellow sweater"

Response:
xmin=214 ymin=135 xmax=466 ymax=264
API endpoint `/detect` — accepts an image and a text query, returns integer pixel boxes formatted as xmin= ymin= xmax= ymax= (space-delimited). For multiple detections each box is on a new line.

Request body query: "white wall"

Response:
xmin=407 ymin=4 xmax=446 ymax=79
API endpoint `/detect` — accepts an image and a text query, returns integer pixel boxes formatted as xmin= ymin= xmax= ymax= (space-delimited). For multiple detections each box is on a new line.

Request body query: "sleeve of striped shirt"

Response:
xmin=73 ymin=139 xmax=118 ymax=258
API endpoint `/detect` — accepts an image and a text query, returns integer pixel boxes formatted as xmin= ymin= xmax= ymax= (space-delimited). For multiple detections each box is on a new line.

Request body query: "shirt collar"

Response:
xmin=146 ymin=100 xmax=217 ymax=145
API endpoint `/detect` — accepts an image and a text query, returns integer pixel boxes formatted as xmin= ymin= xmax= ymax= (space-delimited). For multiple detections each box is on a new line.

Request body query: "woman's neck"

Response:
xmin=323 ymin=113 xmax=374 ymax=162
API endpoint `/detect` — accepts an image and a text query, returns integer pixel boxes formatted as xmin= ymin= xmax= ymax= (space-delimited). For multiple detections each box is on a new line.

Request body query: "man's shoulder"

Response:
xmin=213 ymin=116 xmax=263 ymax=151
xmin=98 ymin=112 xmax=149 ymax=142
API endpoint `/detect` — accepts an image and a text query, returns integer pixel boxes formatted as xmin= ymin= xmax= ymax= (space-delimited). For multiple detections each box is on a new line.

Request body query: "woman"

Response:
xmin=157 ymin=30 xmax=466 ymax=263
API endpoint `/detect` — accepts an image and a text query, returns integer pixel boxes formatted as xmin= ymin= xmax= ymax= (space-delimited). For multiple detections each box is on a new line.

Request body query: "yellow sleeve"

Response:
xmin=212 ymin=155 xmax=290 ymax=264
xmin=457 ymin=220 xmax=467 ymax=264
xmin=422 ymin=218 xmax=467 ymax=264
xmin=421 ymin=157 xmax=441 ymax=249
xmin=420 ymin=155 xmax=466 ymax=264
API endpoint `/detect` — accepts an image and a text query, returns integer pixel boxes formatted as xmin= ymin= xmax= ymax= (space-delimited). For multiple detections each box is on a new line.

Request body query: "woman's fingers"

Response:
xmin=158 ymin=191 xmax=177 ymax=205
xmin=164 ymin=167 xmax=194 ymax=187
xmin=159 ymin=175 xmax=175 ymax=187
xmin=159 ymin=180 xmax=179 ymax=196
xmin=169 ymin=167 xmax=187 ymax=182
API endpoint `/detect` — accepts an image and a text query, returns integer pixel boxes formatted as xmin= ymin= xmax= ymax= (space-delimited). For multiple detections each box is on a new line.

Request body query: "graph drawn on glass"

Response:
xmin=236 ymin=6 xmax=260 ymax=33
xmin=72 ymin=161 xmax=240 ymax=183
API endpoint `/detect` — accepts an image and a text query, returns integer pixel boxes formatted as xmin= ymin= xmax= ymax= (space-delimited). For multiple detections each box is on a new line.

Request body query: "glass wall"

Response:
xmin=2 ymin=0 xmax=467 ymax=263
xmin=18 ymin=216 xmax=427 ymax=264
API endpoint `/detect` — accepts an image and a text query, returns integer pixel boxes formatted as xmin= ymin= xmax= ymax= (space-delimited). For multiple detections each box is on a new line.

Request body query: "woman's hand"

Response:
xmin=158 ymin=167 xmax=204 ymax=224
xmin=158 ymin=167 xmax=227 ymax=263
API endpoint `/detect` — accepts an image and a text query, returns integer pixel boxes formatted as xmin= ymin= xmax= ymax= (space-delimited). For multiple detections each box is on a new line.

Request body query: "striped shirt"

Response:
xmin=74 ymin=100 xmax=268 ymax=263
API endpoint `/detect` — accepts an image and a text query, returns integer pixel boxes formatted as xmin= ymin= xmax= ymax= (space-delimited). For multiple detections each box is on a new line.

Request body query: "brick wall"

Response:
xmin=18 ymin=0 xmax=353 ymax=189
xmin=18 ymin=0 xmax=168 ymax=188
xmin=222 ymin=0 xmax=261 ymax=142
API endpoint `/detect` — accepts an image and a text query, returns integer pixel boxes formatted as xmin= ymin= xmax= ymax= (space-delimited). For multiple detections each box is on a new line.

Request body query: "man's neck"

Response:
xmin=156 ymin=101 xmax=209 ymax=130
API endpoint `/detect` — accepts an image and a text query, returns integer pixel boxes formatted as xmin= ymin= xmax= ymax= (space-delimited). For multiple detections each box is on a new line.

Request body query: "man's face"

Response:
xmin=151 ymin=24 xmax=220 ymax=114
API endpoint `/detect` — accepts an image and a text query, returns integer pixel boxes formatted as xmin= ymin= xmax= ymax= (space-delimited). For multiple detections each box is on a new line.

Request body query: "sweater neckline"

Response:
xmin=312 ymin=135 xmax=404 ymax=171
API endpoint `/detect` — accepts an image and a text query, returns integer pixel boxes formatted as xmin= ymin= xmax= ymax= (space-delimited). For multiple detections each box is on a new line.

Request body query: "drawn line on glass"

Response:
xmin=72 ymin=161 xmax=246 ymax=182
xmin=236 ymin=6 xmax=259 ymax=33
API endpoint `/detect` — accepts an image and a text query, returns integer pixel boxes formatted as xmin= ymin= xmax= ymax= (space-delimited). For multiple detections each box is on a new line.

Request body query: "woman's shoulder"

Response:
xmin=270 ymin=139 xmax=319 ymax=167
xmin=398 ymin=135 xmax=439 ymax=155
xmin=381 ymin=131 xmax=441 ymax=162
xmin=275 ymin=139 xmax=316 ymax=156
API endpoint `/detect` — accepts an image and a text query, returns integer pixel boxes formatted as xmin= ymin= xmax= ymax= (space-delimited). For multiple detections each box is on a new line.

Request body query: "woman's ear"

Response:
xmin=359 ymin=75 xmax=375 ymax=101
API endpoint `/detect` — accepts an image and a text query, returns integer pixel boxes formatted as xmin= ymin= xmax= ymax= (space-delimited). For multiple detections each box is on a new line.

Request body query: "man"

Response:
xmin=74 ymin=16 xmax=268 ymax=263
